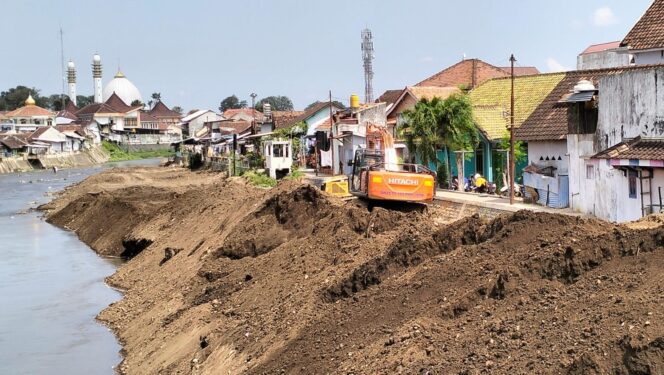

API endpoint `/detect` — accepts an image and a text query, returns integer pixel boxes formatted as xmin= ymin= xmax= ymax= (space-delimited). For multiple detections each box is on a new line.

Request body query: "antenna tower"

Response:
xmin=60 ymin=27 xmax=66 ymax=108
xmin=361 ymin=28 xmax=374 ymax=103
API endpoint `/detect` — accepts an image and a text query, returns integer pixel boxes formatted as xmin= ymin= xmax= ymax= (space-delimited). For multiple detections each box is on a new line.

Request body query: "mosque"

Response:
xmin=65 ymin=54 xmax=181 ymax=145
xmin=67 ymin=53 xmax=143 ymax=107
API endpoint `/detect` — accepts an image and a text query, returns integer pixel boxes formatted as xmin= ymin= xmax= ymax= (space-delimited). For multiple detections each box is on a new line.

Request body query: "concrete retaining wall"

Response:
xmin=0 ymin=147 xmax=109 ymax=174
xmin=123 ymin=144 xmax=172 ymax=152
xmin=435 ymin=200 xmax=507 ymax=223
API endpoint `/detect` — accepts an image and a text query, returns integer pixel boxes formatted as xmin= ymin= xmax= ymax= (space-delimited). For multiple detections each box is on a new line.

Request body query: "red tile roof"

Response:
xmin=140 ymin=112 xmax=158 ymax=122
xmin=621 ymin=0 xmax=664 ymax=51
xmin=0 ymin=135 xmax=28 ymax=149
xmin=149 ymin=101 xmax=181 ymax=118
xmin=272 ymin=110 xmax=305 ymax=130
xmin=375 ymin=90 xmax=403 ymax=105
xmin=593 ymin=136 xmax=664 ymax=160
xmin=65 ymin=100 xmax=79 ymax=113
xmin=104 ymin=92 xmax=131 ymax=113
xmin=5 ymin=104 xmax=55 ymax=118
xmin=416 ymin=59 xmax=510 ymax=89
xmin=580 ymin=41 xmax=621 ymax=55
xmin=217 ymin=120 xmax=252 ymax=135
xmin=223 ymin=108 xmax=264 ymax=121
xmin=497 ymin=66 xmax=541 ymax=76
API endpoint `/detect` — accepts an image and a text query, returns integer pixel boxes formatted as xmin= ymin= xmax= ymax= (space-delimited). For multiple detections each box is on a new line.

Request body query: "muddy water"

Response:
xmin=0 ymin=159 xmax=161 ymax=375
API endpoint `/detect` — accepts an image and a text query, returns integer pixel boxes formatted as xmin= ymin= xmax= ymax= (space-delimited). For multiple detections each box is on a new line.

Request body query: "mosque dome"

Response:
xmin=102 ymin=70 xmax=143 ymax=105
xmin=93 ymin=54 xmax=101 ymax=63
xmin=67 ymin=60 xmax=75 ymax=69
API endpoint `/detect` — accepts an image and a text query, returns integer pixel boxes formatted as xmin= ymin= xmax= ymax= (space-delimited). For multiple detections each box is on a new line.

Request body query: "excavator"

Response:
xmin=348 ymin=124 xmax=436 ymax=203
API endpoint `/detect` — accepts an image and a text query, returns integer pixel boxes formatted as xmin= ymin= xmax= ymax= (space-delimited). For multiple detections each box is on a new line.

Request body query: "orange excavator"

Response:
xmin=348 ymin=124 xmax=436 ymax=203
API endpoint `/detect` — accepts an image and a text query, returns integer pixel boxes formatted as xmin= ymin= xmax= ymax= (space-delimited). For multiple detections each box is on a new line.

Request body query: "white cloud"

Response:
xmin=593 ymin=6 xmax=618 ymax=27
xmin=546 ymin=58 xmax=571 ymax=72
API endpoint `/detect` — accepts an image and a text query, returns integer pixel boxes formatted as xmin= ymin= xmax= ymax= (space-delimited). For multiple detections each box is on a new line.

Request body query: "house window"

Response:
xmin=273 ymin=144 xmax=285 ymax=157
xmin=628 ymin=170 xmax=637 ymax=199
xmin=586 ymin=164 xmax=595 ymax=179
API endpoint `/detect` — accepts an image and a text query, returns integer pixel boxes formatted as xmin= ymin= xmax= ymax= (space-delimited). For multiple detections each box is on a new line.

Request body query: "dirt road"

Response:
xmin=43 ymin=167 xmax=664 ymax=374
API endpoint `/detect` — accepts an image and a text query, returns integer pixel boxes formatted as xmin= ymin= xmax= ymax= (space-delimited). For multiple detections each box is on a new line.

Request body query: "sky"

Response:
xmin=0 ymin=0 xmax=653 ymax=112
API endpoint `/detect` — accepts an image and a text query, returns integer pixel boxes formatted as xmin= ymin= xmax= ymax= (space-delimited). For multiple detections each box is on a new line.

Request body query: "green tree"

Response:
xmin=255 ymin=96 xmax=293 ymax=111
xmin=76 ymin=95 xmax=94 ymax=108
xmin=171 ymin=106 xmax=184 ymax=115
xmin=219 ymin=95 xmax=247 ymax=112
xmin=400 ymin=97 xmax=441 ymax=167
xmin=131 ymin=100 xmax=144 ymax=107
xmin=438 ymin=94 xmax=479 ymax=190
xmin=0 ymin=86 xmax=45 ymax=110
xmin=44 ymin=94 xmax=69 ymax=111
xmin=148 ymin=92 xmax=161 ymax=109
xmin=304 ymin=100 xmax=345 ymax=111
xmin=400 ymin=94 xmax=478 ymax=190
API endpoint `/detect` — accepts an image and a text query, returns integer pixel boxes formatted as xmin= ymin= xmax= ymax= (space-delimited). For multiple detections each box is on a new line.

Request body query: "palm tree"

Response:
xmin=438 ymin=94 xmax=479 ymax=190
xmin=400 ymin=97 xmax=442 ymax=167
xmin=400 ymin=94 xmax=478 ymax=191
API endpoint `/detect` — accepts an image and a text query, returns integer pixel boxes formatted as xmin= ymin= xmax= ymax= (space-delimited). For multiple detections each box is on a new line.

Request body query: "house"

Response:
xmin=75 ymin=93 xmax=142 ymax=143
xmin=257 ymin=110 xmax=305 ymax=134
xmin=4 ymin=95 xmax=56 ymax=132
xmin=331 ymin=102 xmax=388 ymax=175
xmin=149 ymin=101 xmax=182 ymax=130
xmin=180 ymin=110 xmax=222 ymax=137
xmin=415 ymin=58 xmax=539 ymax=90
xmin=565 ymin=66 xmax=664 ymax=222
xmin=223 ymin=108 xmax=264 ymax=131
xmin=620 ymin=0 xmax=664 ymax=65
xmin=55 ymin=124 xmax=89 ymax=151
xmin=29 ymin=126 xmax=68 ymax=154
xmin=462 ymin=72 xmax=566 ymax=183
xmin=577 ymin=41 xmax=631 ymax=70
xmin=0 ymin=135 xmax=28 ymax=156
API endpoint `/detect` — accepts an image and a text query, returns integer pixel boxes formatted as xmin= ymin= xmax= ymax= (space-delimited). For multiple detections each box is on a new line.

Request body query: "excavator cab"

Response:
xmin=349 ymin=148 xmax=436 ymax=203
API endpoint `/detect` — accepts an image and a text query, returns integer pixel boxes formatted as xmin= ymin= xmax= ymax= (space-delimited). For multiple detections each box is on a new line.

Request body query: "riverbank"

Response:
xmin=102 ymin=141 xmax=174 ymax=162
xmin=42 ymin=167 xmax=664 ymax=374
xmin=0 ymin=146 xmax=109 ymax=174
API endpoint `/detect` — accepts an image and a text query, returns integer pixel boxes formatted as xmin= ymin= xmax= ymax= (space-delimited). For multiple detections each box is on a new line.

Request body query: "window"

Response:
xmin=586 ymin=164 xmax=594 ymax=179
xmin=628 ymin=170 xmax=637 ymax=199
xmin=273 ymin=144 xmax=285 ymax=157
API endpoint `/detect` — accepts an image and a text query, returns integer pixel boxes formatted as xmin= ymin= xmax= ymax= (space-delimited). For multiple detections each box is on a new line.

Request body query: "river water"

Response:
xmin=0 ymin=159 xmax=162 ymax=375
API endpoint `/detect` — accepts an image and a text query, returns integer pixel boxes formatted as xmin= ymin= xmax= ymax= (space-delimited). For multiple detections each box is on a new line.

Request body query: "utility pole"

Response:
xmin=330 ymin=90 xmax=336 ymax=175
xmin=509 ymin=54 xmax=516 ymax=205
xmin=59 ymin=27 xmax=66 ymax=110
xmin=250 ymin=92 xmax=257 ymax=133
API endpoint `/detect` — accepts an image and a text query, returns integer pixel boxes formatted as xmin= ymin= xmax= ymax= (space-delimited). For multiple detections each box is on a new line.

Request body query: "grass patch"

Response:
xmin=102 ymin=141 xmax=174 ymax=162
xmin=243 ymin=170 xmax=277 ymax=188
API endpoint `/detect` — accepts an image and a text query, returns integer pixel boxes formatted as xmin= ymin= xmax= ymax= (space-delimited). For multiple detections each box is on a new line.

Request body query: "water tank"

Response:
xmin=350 ymin=94 xmax=360 ymax=109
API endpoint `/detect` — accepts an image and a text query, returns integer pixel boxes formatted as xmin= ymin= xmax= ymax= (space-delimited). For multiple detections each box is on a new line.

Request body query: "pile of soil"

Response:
xmin=44 ymin=167 xmax=664 ymax=374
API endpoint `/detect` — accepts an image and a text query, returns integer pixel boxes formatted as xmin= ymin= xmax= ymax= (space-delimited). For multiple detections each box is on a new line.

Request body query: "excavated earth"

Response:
xmin=42 ymin=167 xmax=664 ymax=374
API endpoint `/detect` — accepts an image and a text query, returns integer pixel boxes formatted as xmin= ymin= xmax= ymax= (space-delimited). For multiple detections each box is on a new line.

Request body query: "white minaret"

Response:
xmin=92 ymin=53 xmax=103 ymax=103
xmin=67 ymin=60 xmax=77 ymax=106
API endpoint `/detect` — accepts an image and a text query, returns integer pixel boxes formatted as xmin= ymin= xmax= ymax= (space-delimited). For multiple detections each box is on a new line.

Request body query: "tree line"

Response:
xmin=218 ymin=94 xmax=345 ymax=113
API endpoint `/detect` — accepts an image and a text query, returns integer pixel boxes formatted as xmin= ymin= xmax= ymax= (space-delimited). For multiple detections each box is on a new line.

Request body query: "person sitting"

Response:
xmin=474 ymin=173 xmax=488 ymax=193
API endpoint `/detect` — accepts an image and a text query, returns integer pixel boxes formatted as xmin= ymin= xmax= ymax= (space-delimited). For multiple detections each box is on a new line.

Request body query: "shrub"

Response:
xmin=437 ymin=161 xmax=449 ymax=189
xmin=243 ymin=170 xmax=277 ymax=188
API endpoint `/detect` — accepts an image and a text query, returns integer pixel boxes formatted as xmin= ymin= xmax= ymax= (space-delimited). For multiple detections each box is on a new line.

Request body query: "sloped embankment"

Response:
xmin=44 ymin=167 xmax=664 ymax=374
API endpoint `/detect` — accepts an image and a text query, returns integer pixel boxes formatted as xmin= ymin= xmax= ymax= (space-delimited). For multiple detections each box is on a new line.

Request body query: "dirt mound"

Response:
xmin=216 ymin=184 xmax=409 ymax=260
xmin=44 ymin=168 xmax=664 ymax=375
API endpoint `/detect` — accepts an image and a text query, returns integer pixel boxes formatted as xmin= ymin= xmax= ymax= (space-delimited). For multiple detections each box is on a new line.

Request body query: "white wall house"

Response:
xmin=181 ymin=110 xmax=222 ymax=137
xmin=568 ymin=67 xmax=664 ymax=222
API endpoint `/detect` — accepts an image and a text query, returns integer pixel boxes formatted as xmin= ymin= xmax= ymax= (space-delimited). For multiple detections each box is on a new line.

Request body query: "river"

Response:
xmin=0 ymin=159 xmax=162 ymax=375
